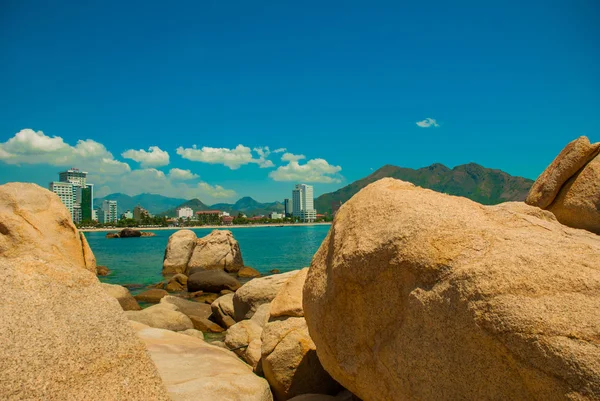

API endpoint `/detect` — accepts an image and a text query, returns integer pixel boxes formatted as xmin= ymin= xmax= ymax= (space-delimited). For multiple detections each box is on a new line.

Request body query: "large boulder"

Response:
xmin=0 ymin=183 xmax=168 ymax=399
xmin=526 ymin=136 xmax=600 ymax=233
xmin=234 ymin=271 xmax=299 ymax=321
xmin=187 ymin=230 xmax=244 ymax=273
xmin=132 ymin=321 xmax=273 ymax=401
xmin=187 ymin=270 xmax=241 ymax=293
xmin=526 ymin=136 xmax=600 ymax=209
xmin=125 ymin=303 xmax=193 ymax=331
xmin=211 ymin=293 xmax=237 ymax=328
xmin=101 ymin=283 xmax=142 ymax=311
xmin=304 ymin=178 xmax=600 ymax=401
xmin=162 ymin=229 xmax=197 ymax=275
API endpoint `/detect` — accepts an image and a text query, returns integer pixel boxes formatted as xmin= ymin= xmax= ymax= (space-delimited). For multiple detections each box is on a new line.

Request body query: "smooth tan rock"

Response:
xmin=132 ymin=321 xmax=273 ymax=401
xmin=187 ymin=230 xmax=244 ymax=273
xmin=80 ymin=232 xmax=97 ymax=273
xmin=251 ymin=303 xmax=271 ymax=328
xmin=125 ymin=303 xmax=193 ymax=331
xmin=160 ymin=295 xmax=212 ymax=320
xmin=238 ymin=266 xmax=261 ymax=278
xmin=548 ymin=154 xmax=600 ymax=234
xmin=211 ymin=293 xmax=237 ymax=328
xmin=181 ymin=328 xmax=206 ymax=340
xmin=261 ymin=317 xmax=340 ymax=401
xmin=225 ymin=320 xmax=264 ymax=368
xmin=162 ymin=229 xmax=197 ymax=275
xmin=0 ymin=183 xmax=168 ymax=400
xmin=304 ymin=178 xmax=600 ymax=401
xmin=101 ymin=282 xmax=142 ymax=311
xmin=234 ymin=271 xmax=299 ymax=321
xmin=0 ymin=183 xmax=89 ymax=270
xmin=135 ymin=288 xmax=169 ymax=303
xmin=188 ymin=270 xmax=241 ymax=293
xmin=270 ymin=268 xmax=308 ymax=318
xmin=190 ymin=315 xmax=225 ymax=333
xmin=526 ymin=136 xmax=600 ymax=208
xmin=165 ymin=273 xmax=188 ymax=292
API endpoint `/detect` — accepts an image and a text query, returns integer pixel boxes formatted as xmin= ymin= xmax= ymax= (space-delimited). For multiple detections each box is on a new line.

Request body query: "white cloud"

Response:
xmin=269 ymin=158 xmax=343 ymax=183
xmin=273 ymin=148 xmax=287 ymax=153
xmin=0 ymin=129 xmax=131 ymax=174
xmin=416 ymin=118 xmax=440 ymax=128
xmin=281 ymin=152 xmax=306 ymax=162
xmin=196 ymin=182 xmax=237 ymax=198
xmin=176 ymin=144 xmax=275 ymax=169
xmin=168 ymin=168 xmax=199 ymax=180
xmin=122 ymin=146 xmax=170 ymax=167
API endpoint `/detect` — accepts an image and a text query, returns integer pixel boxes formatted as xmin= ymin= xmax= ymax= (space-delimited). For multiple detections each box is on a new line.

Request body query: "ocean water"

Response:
xmin=85 ymin=225 xmax=331 ymax=287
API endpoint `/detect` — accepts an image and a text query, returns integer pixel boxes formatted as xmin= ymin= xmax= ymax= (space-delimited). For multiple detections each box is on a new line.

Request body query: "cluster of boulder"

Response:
xmin=2 ymin=136 xmax=599 ymax=401
xmin=303 ymin=139 xmax=600 ymax=401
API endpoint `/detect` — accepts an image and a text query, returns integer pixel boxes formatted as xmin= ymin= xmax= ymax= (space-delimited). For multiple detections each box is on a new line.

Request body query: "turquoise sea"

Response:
xmin=85 ymin=225 xmax=331 ymax=287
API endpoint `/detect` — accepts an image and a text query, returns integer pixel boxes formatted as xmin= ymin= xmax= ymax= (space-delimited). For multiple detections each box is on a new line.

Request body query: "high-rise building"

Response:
xmin=102 ymin=200 xmax=118 ymax=224
xmin=81 ymin=185 xmax=93 ymax=222
xmin=52 ymin=168 xmax=93 ymax=223
xmin=59 ymin=168 xmax=87 ymax=187
xmin=284 ymin=198 xmax=293 ymax=217
xmin=292 ymin=184 xmax=317 ymax=222
xmin=49 ymin=182 xmax=74 ymax=216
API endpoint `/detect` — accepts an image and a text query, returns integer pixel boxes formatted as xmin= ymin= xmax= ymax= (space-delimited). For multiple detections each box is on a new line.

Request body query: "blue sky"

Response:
xmin=1 ymin=0 xmax=598 ymax=203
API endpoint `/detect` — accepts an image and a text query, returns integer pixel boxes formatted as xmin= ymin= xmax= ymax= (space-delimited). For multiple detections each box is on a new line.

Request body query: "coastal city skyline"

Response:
xmin=1 ymin=2 xmax=598 ymax=204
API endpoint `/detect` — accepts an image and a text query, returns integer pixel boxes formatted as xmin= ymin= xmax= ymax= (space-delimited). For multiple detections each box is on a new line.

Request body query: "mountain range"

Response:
xmin=158 ymin=197 xmax=285 ymax=217
xmin=96 ymin=162 xmax=534 ymax=217
xmin=314 ymin=162 xmax=534 ymax=214
xmin=94 ymin=193 xmax=188 ymax=215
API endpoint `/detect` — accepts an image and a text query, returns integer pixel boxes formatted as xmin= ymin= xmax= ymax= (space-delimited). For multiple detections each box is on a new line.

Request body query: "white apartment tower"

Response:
xmin=59 ymin=168 xmax=87 ymax=187
xmin=292 ymin=184 xmax=317 ymax=222
xmin=102 ymin=200 xmax=118 ymax=224
xmin=49 ymin=182 xmax=74 ymax=216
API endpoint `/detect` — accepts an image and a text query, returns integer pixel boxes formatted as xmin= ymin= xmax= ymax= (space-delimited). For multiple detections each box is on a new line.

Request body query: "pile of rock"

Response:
xmin=303 ymin=177 xmax=600 ymax=401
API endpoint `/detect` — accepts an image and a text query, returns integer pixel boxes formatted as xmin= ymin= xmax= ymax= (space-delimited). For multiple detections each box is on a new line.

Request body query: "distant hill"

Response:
xmin=158 ymin=196 xmax=284 ymax=217
xmin=212 ymin=197 xmax=285 ymax=216
xmin=94 ymin=193 xmax=188 ymax=215
xmin=315 ymin=163 xmax=534 ymax=214
xmin=158 ymin=198 xmax=212 ymax=217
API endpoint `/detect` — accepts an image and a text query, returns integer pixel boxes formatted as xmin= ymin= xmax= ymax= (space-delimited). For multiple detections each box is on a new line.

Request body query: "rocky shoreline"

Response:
xmin=1 ymin=136 xmax=599 ymax=400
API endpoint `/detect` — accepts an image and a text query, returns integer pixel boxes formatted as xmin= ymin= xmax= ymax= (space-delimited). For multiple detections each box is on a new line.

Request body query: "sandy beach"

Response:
xmin=79 ymin=222 xmax=332 ymax=233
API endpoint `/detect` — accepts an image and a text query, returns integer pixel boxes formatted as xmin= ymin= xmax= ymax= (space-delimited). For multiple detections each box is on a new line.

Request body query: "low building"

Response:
xmin=269 ymin=212 xmax=284 ymax=219
xmin=133 ymin=205 xmax=149 ymax=221
xmin=222 ymin=216 xmax=234 ymax=226
xmin=177 ymin=207 xmax=193 ymax=219
xmin=122 ymin=210 xmax=133 ymax=219
xmin=195 ymin=210 xmax=222 ymax=225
